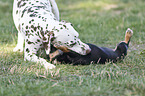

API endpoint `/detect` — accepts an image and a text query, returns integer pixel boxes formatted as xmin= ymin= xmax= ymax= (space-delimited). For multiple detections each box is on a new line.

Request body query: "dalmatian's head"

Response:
xmin=52 ymin=22 xmax=91 ymax=55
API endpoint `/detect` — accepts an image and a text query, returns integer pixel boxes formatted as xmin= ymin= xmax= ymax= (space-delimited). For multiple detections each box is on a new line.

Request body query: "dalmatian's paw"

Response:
xmin=13 ymin=46 xmax=23 ymax=52
xmin=43 ymin=62 xmax=56 ymax=70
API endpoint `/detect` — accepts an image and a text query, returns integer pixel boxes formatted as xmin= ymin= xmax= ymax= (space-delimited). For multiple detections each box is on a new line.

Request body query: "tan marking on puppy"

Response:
xmin=54 ymin=45 xmax=70 ymax=52
xmin=49 ymin=50 xmax=61 ymax=61
xmin=124 ymin=28 xmax=133 ymax=44
xmin=49 ymin=45 xmax=70 ymax=61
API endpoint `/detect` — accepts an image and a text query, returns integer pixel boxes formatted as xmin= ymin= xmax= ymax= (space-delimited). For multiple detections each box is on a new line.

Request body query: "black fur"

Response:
xmin=49 ymin=42 xmax=128 ymax=65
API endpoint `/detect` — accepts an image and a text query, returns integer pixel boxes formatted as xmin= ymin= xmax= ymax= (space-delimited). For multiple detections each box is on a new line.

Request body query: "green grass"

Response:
xmin=0 ymin=0 xmax=145 ymax=95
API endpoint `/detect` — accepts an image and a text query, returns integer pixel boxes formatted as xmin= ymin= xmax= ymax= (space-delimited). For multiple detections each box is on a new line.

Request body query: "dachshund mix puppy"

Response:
xmin=49 ymin=28 xmax=133 ymax=65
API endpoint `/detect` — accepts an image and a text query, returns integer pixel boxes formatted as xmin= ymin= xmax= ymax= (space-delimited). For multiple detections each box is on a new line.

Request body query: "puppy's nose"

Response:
xmin=86 ymin=48 xmax=91 ymax=54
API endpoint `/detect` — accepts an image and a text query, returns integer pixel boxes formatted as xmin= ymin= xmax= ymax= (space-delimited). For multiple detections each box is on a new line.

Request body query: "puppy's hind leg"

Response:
xmin=114 ymin=28 xmax=133 ymax=52
xmin=13 ymin=31 xmax=25 ymax=52
xmin=124 ymin=28 xmax=133 ymax=45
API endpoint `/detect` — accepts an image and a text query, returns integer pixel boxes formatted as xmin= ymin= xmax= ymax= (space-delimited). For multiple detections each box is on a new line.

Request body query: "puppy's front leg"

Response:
xmin=49 ymin=49 xmax=63 ymax=61
xmin=24 ymin=41 xmax=55 ymax=70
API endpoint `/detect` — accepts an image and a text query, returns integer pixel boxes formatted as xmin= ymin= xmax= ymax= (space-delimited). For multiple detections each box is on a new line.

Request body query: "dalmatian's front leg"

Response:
xmin=50 ymin=0 xmax=59 ymax=21
xmin=13 ymin=31 xmax=25 ymax=52
xmin=24 ymin=39 xmax=56 ymax=70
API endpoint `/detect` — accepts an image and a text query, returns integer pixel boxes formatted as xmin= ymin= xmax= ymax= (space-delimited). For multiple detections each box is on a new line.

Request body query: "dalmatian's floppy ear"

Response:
xmin=45 ymin=32 xmax=55 ymax=55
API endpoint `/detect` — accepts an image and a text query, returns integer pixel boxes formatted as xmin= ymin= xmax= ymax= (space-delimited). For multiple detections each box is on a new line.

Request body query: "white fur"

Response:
xmin=13 ymin=0 xmax=91 ymax=69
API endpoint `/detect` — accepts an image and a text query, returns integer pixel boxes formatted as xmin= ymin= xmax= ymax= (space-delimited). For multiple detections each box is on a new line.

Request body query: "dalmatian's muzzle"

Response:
xmin=53 ymin=39 xmax=91 ymax=55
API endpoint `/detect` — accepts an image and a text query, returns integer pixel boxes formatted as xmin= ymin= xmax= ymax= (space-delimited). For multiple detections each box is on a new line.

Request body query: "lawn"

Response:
xmin=0 ymin=0 xmax=145 ymax=96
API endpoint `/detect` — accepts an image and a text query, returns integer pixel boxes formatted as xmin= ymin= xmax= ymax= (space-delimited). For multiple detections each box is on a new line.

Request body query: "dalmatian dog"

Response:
xmin=13 ymin=0 xmax=91 ymax=69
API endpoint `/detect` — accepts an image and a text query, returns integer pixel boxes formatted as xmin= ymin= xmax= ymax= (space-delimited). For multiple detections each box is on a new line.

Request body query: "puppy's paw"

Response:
xmin=124 ymin=28 xmax=133 ymax=44
xmin=126 ymin=28 xmax=133 ymax=37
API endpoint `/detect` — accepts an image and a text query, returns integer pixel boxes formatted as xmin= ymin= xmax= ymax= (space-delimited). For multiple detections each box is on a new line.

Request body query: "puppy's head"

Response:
xmin=52 ymin=22 xmax=91 ymax=55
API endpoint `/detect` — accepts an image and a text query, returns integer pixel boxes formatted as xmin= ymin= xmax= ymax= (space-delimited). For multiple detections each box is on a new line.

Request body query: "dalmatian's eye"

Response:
xmin=70 ymin=42 xmax=77 ymax=47
xmin=74 ymin=36 xmax=78 ymax=38
xmin=58 ymin=41 xmax=61 ymax=43
xmin=70 ymin=23 xmax=73 ymax=26
xmin=81 ymin=47 xmax=85 ymax=51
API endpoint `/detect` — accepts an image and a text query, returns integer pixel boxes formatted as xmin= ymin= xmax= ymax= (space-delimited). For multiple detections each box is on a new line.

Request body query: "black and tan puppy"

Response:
xmin=49 ymin=28 xmax=133 ymax=65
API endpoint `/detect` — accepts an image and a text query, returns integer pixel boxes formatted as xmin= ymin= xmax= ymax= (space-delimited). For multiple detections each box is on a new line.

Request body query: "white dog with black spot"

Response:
xmin=13 ymin=0 xmax=91 ymax=69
